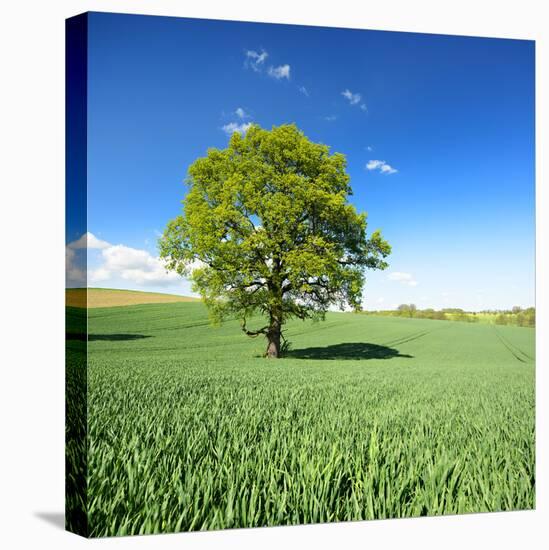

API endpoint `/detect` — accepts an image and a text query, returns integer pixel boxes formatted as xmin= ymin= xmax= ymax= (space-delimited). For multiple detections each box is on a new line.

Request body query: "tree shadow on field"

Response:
xmin=66 ymin=333 xmax=152 ymax=342
xmin=286 ymin=342 xmax=413 ymax=361
xmin=88 ymin=333 xmax=152 ymax=342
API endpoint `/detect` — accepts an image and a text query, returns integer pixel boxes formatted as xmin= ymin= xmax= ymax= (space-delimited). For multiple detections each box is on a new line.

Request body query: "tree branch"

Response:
xmin=240 ymin=316 xmax=269 ymax=337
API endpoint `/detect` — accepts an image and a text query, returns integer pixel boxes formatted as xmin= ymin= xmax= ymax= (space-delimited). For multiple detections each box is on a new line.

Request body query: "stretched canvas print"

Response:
xmin=65 ymin=11 xmax=535 ymax=538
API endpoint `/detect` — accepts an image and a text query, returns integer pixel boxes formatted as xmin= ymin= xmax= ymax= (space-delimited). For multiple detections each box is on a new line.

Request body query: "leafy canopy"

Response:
xmin=160 ymin=124 xmax=390 ymax=339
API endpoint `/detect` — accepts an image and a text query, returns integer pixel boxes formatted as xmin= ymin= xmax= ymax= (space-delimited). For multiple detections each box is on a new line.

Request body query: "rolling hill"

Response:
xmin=66 ymin=287 xmax=200 ymax=308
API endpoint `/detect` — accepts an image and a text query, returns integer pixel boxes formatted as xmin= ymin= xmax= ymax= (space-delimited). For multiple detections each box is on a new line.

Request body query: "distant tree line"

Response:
xmin=364 ymin=304 xmax=535 ymax=328
xmin=491 ymin=306 xmax=536 ymax=327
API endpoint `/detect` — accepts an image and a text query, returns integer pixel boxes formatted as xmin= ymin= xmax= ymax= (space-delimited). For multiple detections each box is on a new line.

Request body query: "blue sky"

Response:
xmin=68 ymin=12 xmax=535 ymax=311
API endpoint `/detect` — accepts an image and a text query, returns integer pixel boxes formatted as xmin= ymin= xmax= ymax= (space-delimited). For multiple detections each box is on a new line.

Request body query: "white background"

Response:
xmin=0 ymin=1 xmax=547 ymax=548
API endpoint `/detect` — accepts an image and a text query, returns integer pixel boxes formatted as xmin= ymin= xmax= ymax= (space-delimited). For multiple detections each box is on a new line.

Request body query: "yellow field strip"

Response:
xmin=66 ymin=288 xmax=200 ymax=308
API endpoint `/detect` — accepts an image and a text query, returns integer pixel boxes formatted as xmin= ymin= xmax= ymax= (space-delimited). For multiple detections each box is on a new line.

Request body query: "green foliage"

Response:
xmin=517 ymin=307 xmax=536 ymax=327
xmin=486 ymin=309 xmax=536 ymax=327
xmin=495 ymin=313 xmax=509 ymax=326
xmin=159 ymin=124 xmax=390 ymax=354
xmin=84 ymin=302 xmax=535 ymax=536
xmin=397 ymin=304 xmax=417 ymax=318
xmin=370 ymin=307 xmax=534 ymax=327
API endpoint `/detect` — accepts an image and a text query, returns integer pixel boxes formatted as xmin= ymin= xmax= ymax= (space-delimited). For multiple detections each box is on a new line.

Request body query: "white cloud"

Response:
xmin=298 ymin=86 xmax=309 ymax=96
xmin=89 ymin=266 xmax=110 ymax=282
xmin=89 ymin=243 xmax=184 ymax=287
xmin=223 ymin=108 xmax=254 ymax=137
xmin=388 ymin=272 xmax=419 ymax=287
xmin=66 ymin=232 xmax=111 ymax=287
xmin=324 ymin=115 xmax=337 ymax=122
xmin=245 ymin=49 xmax=268 ymax=72
xmin=388 ymin=272 xmax=411 ymax=282
xmin=366 ymin=146 xmax=373 ymax=151
xmin=221 ymin=122 xmax=253 ymax=136
xmin=366 ymin=159 xmax=398 ymax=175
xmin=101 ymin=245 xmax=153 ymax=271
xmin=341 ymin=89 xmax=361 ymax=105
xmin=184 ymin=258 xmax=207 ymax=272
xmin=268 ymin=64 xmax=291 ymax=80
xmin=66 ymin=246 xmax=86 ymax=287
xmin=67 ymin=232 xmax=202 ymax=294
xmin=68 ymin=231 xmax=110 ymax=250
xmin=235 ymin=107 xmax=249 ymax=119
xmin=245 ymin=49 xmax=291 ymax=82
xmin=360 ymin=103 xmax=368 ymax=112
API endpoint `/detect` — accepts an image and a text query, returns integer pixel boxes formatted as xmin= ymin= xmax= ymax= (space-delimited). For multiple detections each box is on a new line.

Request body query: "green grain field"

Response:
xmin=67 ymin=298 xmax=535 ymax=537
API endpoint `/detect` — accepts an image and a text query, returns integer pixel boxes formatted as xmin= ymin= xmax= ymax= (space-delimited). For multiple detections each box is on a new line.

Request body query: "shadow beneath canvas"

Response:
xmin=34 ymin=511 xmax=65 ymax=530
xmin=286 ymin=342 xmax=414 ymax=361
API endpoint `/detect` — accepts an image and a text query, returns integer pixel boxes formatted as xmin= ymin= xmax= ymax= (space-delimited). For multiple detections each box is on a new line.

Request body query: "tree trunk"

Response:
xmin=266 ymin=319 xmax=281 ymax=358
xmin=266 ymin=265 xmax=283 ymax=359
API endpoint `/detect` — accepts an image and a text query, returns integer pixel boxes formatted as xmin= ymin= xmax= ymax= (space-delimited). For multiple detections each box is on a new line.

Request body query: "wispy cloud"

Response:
xmin=222 ymin=106 xmax=254 ymax=136
xmin=341 ymin=89 xmax=367 ymax=112
xmin=341 ymin=89 xmax=361 ymax=105
xmin=366 ymin=159 xmax=398 ymax=174
xmin=222 ymin=122 xmax=253 ymax=136
xmin=324 ymin=115 xmax=337 ymax=122
xmin=268 ymin=64 xmax=291 ymax=80
xmin=245 ymin=50 xmax=291 ymax=83
xmin=388 ymin=272 xmax=418 ymax=287
xmin=245 ymin=49 xmax=268 ymax=72
xmin=298 ymin=86 xmax=309 ymax=96
xmin=235 ymin=107 xmax=250 ymax=119
xmin=366 ymin=145 xmax=373 ymax=152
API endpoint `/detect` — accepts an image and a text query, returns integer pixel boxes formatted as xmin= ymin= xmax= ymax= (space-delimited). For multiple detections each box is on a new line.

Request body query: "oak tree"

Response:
xmin=159 ymin=124 xmax=391 ymax=358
